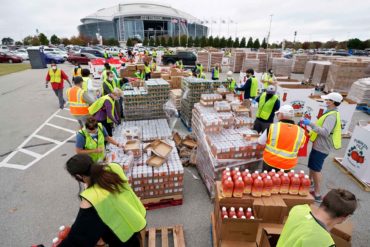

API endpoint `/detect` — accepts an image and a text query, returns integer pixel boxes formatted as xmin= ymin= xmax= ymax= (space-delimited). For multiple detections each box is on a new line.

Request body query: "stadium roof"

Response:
xmin=81 ymin=2 xmax=201 ymax=23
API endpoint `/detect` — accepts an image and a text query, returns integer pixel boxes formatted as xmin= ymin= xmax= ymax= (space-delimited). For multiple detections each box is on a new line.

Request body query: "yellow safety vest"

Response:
xmin=309 ymin=110 xmax=342 ymax=149
xmin=78 ymin=123 xmax=105 ymax=162
xmin=256 ymin=93 xmax=278 ymax=120
xmin=152 ymin=51 xmax=157 ymax=57
xmin=263 ymin=73 xmax=273 ymax=89
xmin=102 ymin=78 xmax=117 ymax=96
xmin=82 ymin=77 xmax=89 ymax=91
xmin=144 ymin=65 xmax=151 ymax=74
xmin=134 ymin=72 xmax=144 ymax=80
xmin=228 ymin=78 xmax=236 ymax=91
xmin=88 ymin=95 xmax=116 ymax=123
xmin=80 ymin=163 xmax=146 ymax=242
xmin=250 ymin=77 xmax=258 ymax=97
xmin=213 ymin=68 xmax=219 ymax=79
xmin=49 ymin=69 xmax=62 ymax=83
xmin=73 ymin=68 xmax=82 ymax=77
xmin=151 ymin=62 xmax=157 ymax=72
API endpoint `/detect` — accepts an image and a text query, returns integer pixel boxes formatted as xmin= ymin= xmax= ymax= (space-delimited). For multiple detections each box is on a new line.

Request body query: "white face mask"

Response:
xmin=109 ymin=77 xmax=114 ymax=81
xmin=52 ymin=66 xmax=57 ymax=70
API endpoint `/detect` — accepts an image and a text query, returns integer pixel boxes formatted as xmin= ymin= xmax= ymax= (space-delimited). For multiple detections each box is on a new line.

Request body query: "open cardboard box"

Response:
xmin=145 ymin=139 xmax=172 ymax=158
xmin=124 ymin=139 xmax=141 ymax=157
xmin=253 ymin=196 xmax=288 ymax=224
xmin=146 ymin=155 xmax=166 ymax=167
xmin=259 ymin=225 xmax=284 ymax=247
xmin=181 ymin=136 xmax=197 ymax=149
xmin=172 ymin=132 xmax=183 ymax=147
xmin=281 ymin=193 xmax=315 ymax=213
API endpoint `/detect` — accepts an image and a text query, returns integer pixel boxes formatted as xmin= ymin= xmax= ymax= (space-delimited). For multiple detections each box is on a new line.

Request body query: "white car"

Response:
xmin=44 ymin=47 xmax=68 ymax=58
xmin=13 ymin=49 xmax=29 ymax=60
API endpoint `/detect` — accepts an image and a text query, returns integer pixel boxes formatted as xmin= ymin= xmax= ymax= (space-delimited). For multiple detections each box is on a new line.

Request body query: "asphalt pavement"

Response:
xmin=0 ymin=63 xmax=369 ymax=246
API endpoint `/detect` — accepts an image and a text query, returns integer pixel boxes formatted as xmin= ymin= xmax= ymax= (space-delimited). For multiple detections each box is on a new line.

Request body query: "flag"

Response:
xmin=221 ymin=20 xmax=226 ymax=24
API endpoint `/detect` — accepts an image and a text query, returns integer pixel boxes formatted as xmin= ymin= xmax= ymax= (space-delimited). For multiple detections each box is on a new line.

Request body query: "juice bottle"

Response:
xmin=237 ymin=207 xmax=245 ymax=218
xmin=223 ymin=215 xmax=229 ymax=219
xmin=299 ymin=175 xmax=311 ymax=196
xmin=262 ymin=176 xmax=273 ymax=197
xmin=289 ymin=174 xmax=301 ymax=195
xmin=222 ymin=177 xmax=234 ymax=197
xmin=268 ymin=169 xmax=276 ymax=178
xmin=222 ymin=172 xmax=231 ymax=183
xmin=250 ymin=216 xmax=255 ymax=220
xmin=288 ymin=170 xmax=295 ymax=178
xmin=233 ymin=177 xmax=244 ymax=198
xmin=277 ymin=169 xmax=285 ymax=177
xmin=231 ymin=167 xmax=240 ymax=177
xmin=58 ymin=225 xmax=71 ymax=240
xmin=280 ymin=174 xmax=290 ymax=194
xmin=252 ymin=176 xmax=263 ymax=197
xmin=241 ymin=169 xmax=250 ymax=178
xmin=243 ymin=174 xmax=253 ymax=194
xmin=233 ymin=172 xmax=242 ymax=182
xmin=260 ymin=170 xmax=268 ymax=179
xmin=221 ymin=207 xmax=228 ymax=218
xmin=223 ymin=167 xmax=230 ymax=177
xmin=232 ymin=215 xmax=237 ymax=219
xmin=298 ymin=170 xmax=305 ymax=180
xmin=241 ymin=216 xmax=246 ymax=219
xmin=52 ymin=238 xmax=61 ymax=247
xmin=271 ymin=174 xmax=281 ymax=194
xmin=228 ymin=207 xmax=236 ymax=218
xmin=245 ymin=207 xmax=253 ymax=219
xmin=251 ymin=171 xmax=259 ymax=180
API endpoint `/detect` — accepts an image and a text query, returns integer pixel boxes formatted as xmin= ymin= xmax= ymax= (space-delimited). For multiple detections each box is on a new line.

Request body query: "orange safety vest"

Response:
xmin=263 ymin=122 xmax=306 ymax=170
xmin=66 ymin=86 xmax=89 ymax=116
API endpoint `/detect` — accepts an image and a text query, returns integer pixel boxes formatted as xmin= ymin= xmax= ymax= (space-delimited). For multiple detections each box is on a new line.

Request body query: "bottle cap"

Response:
xmin=222 ymin=206 xmax=227 ymax=211
xmin=52 ymin=238 xmax=59 ymax=244
xmin=294 ymin=174 xmax=299 ymax=178
xmin=235 ymin=167 xmax=239 ymax=171
xmin=300 ymin=170 xmax=304 ymax=173
xmin=238 ymin=177 xmax=242 ymax=181
xmin=223 ymin=215 xmax=228 ymax=219
xmin=254 ymin=171 xmax=259 ymax=174
xmin=230 ymin=207 xmax=235 ymax=211
xmin=247 ymin=174 xmax=251 ymax=178
xmin=245 ymin=169 xmax=249 ymax=172
xmin=239 ymin=207 xmax=243 ymax=211
xmin=236 ymin=172 xmax=241 ymax=176
xmin=291 ymin=169 xmax=295 ymax=173
xmin=226 ymin=172 xmax=230 ymax=176
xmin=275 ymin=174 xmax=279 ymax=177
xmin=280 ymin=169 xmax=284 ymax=172
xmin=267 ymin=176 xmax=271 ymax=179
xmin=59 ymin=226 xmax=65 ymax=231
xmin=227 ymin=177 xmax=232 ymax=181
xmin=241 ymin=216 xmax=246 ymax=219
xmin=232 ymin=216 xmax=237 ymax=219
xmin=272 ymin=169 xmax=276 ymax=172
xmin=247 ymin=207 xmax=252 ymax=212
xmin=250 ymin=216 xmax=255 ymax=219
xmin=225 ymin=167 xmax=230 ymax=171
xmin=304 ymin=175 xmax=309 ymax=179
xmin=284 ymin=173 xmax=288 ymax=177
xmin=263 ymin=170 xmax=268 ymax=174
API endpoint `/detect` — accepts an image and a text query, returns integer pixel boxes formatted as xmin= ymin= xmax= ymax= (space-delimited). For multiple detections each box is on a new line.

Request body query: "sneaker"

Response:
xmin=314 ymin=195 xmax=323 ymax=203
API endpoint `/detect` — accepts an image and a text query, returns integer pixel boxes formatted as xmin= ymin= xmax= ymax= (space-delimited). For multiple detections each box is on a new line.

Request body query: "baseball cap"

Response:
xmin=321 ymin=92 xmax=343 ymax=103
xmin=275 ymin=104 xmax=294 ymax=117
xmin=266 ymin=85 xmax=276 ymax=93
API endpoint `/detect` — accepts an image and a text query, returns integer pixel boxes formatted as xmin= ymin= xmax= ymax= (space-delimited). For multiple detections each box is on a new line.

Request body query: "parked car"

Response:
xmin=0 ymin=51 xmax=23 ymax=63
xmin=333 ymin=51 xmax=350 ymax=56
xmin=80 ymin=48 xmax=105 ymax=58
xmin=44 ymin=48 xmax=68 ymax=58
xmin=43 ymin=52 xmax=65 ymax=64
xmin=67 ymin=53 xmax=98 ymax=65
xmin=162 ymin=51 xmax=197 ymax=66
xmin=12 ymin=49 xmax=29 ymax=60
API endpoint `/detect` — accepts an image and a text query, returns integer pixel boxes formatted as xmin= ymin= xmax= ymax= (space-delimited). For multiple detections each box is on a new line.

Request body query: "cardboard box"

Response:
xmin=124 ymin=140 xmax=141 ymax=157
xmin=151 ymin=71 xmax=162 ymax=78
xmin=146 ymin=155 xmax=166 ymax=167
xmin=259 ymin=225 xmax=283 ymax=247
xmin=281 ymin=194 xmax=315 ymax=213
xmin=136 ymin=64 xmax=145 ymax=71
xmin=161 ymin=73 xmax=171 ymax=80
xmin=253 ymin=196 xmax=288 ymax=224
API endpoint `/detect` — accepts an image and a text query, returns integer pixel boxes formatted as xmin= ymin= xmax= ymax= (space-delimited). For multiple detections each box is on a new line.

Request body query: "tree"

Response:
xmin=336 ymin=41 xmax=348 ymax=50
xmin=173 ymin=36 xmax=179 ymax=47
xmin=247 ymin=37 xmax=253 ymax=48
xmin=312 ymin=41 xmax=322 ymax=49
xmin=15 ymin=41 xmax=23 ymax=46
xmin=61 ymin=37 xmax=70 ymax=45
xmin=180 ymin=35 xmax=187 ymax=47
xmin=324 ymin=40 xmax=338 ymax=49
xmin=363 ymin=39 xmax=370 ymax=49
xmin=38 ymin=33 xmax=49 ymax=45
xmin=207 ymin=36 xmax=214 ymax=47
xmin=200 ymin=36 xmax=207 ymax=47
xmin=233 ymin=37 xmax=240 ymax=48
xmin=194 ymin=37 xmax=200 ymax=47
xmin=302 ymin=41 xmax=310 ymax=50
xmin=347 ymin=38 xmax=364 ymax=50
xmin=253 ymin=38 xmax=260 ymax=49
xmin=106 ymin=38 xmax=119 ymax=46
xmin=188 ymin=36 xmax=194 ymax=47
xmin=226 ymin=37 xmax=233 ymax=48
xmin=149 ymin=37 xmax=155 ymax=46
xmin=213 ymin=36 xmax=220 ymax=48
xmin=240 ymin=37 xmax=246 ymax=48
xmin=155 ymin=36 xmax=160 ymax=46
xmin=2 ymin=37 xmax=14 ymax=45
xmin=219 ymin=37 xmax=226 ymax=48
xmin=261 ymin=38 xmax=267 ymax=49
xmin=143 ymin=37 xmax=149 ymax=46
xmin=50 ymin=34 xmax=60 ymax=45
xmin=160 ymin=36 xmax=167 ymax=47
xmin=126 ymin=38 xmax=133 ymax=47
xmin=167 ymin=36 xmax=174 ymax=47
xmin=31 ymin=36 xmax=40 ymax=46
xmin=23 ymin=36 xmax=33 ymax=45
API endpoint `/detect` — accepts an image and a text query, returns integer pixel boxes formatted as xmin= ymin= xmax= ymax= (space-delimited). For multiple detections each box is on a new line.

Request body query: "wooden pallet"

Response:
xmin=333 ymin=157 xmax=370 ymax=192
xmin=142 ymin=225 xmax=185 ymax=247
xmin=210 ymin=213 xmax=218 ymax=247
xmin=141 ymin=194 xmax=183 ymax=210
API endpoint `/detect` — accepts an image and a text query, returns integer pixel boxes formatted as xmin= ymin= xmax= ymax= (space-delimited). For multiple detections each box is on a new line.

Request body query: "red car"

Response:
xmin=0 ymin=51 xmax=23 ymax=63
xmin=67 ymin=53 xmax=98 ymax=65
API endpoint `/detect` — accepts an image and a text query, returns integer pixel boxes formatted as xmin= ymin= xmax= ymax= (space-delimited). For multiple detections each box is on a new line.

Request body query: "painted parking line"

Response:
xmin=0 ymin=108 xmax=78 ymax=170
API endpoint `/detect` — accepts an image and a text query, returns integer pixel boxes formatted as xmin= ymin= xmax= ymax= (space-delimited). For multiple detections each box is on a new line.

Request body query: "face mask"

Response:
xmin=52 ymin=66 xmax=57 ymax=70
xmin=137 ymin=71 xmax=140 ymax=74
xmin=109 ymin=77 xmax=114 ymax=81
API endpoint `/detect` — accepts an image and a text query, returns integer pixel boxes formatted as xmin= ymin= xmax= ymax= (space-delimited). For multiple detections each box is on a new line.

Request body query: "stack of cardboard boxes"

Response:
xmin=271 ymin=58 xmax=293 ymax=77
xmin=257 ymin=53 xmax=268 ymax=73
xmin=169 ymin=89 xmax=182 ymax=110
xmin=230 ymin=52 xmax=246 ymax=72
xmin=311 ymin=61 xmax=331 ymax=86
xmin=210 ymin=52 xmax=224 ymax=67
xmin=197 ymin=51 xmax=210 ymax=72
xmin=347 ymin=78 xmax=370 ymax=105
xmin=292 ymin=54 xmax=310 ymax=73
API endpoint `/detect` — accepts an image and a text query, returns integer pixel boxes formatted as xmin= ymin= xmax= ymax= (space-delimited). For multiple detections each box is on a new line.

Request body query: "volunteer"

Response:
xmin=196 ymin=63 xmax=203 ymax=74
xmin=134 ymin=69 xmax=145 ymax=80
xmin=59 ymin=154 xmax=146 ymax=247
xmin=226 ymin=71 xmax=236 ymax=92
xmin=235 ymin=68 xmax=258 ymax=99
xmin=72 ymin=64 xmax=82 ymax=82
xmin=144 ymin=61 xmax=151 ymax=80
xmin=103 ymin=49 xmax=109 ymax=59
xmin=88 ymin=88 xmax=122 ymax=136
xmin=151 ymin=59 xmax=157 ymax=72
xmin=152 ymin=49 xmax=157 ymax=59
xmin=253 ymin=85 xmax=280 ymax=133
xmin=101 ymin=63 xmax=118 ymax=81
xmin=261 ymin=69 xmax=276 ymax=90
xmin=197 ymin=70 xmax=206 ymax=79
xmin=258 ymin=105 xmax=306 ymax=171
xmin=75 ymin=117 xmax=123 ymax=162
xmin=301 ymin=92 xmax=343 ymax=202
xmin=211 ymin=64 xmax=220 ymax=80
xmin=277 ymin=189 xmax=357 ymax=247
xmin=81 ymin=68 xmax=99 ymax=101
xmin=66 ymin=76 xmax=95 ymax=128
xmin=45 ymin=62 xmax=72 ymax=109
xmin=176 ymin=59 xmax=184 ymax=70
xmin=102 ymin=71 xmax=118 ymax=96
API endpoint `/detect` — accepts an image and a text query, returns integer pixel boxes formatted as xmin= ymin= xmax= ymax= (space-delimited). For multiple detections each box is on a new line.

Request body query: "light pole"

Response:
xmin=266 ymin=14 xmax=273 ymax=48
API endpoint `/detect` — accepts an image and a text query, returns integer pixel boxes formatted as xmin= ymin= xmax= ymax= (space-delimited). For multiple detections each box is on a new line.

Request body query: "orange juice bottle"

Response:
xmin=241 ymin=169 xmax=250 ymax=178
xmin=277 ymin=169 xmax=285 ymax=177
xmin=262 ymin=175 xmax=273 ymax=197
xmin=221 ymin=206 xmax=228 ymax=218
xmin=299 ymin=175 xmax=311 ymax=196
xmin=260 ymin=170 xmax=268 ymax=179
xmin=251 ymin=171 xmax=259 ymax=180
xmin=289 ymin=174 xmax=301 ymax=195
xmin=233 ymin=172 xmax=242 ymax=182
xmin=280 ymin=174 xmax=290 ymax=194
xmin=252 ymin=176 xmax=263 ymax=197
xmin=222 ymin=177 xmax=234 ymax=197
xmin=288 ymin=170 xmax=295 ymax=179
xmin=237 ymin=207 xmax=245 ymax=218
xmin=228 ymin=207 xmax=236 ymax=218
xmin=271 ymin=174 xmax=281 ymax=194
xmin=231 ymin=167 xmax=240 ymax=177
xmin=223 ymin=167 xmax=231 ymax=177
xmin=243 ymin=174 xmax=253 ymax=194
xmin=245 ymin=207 xmax=253 ymax=218
xmin=222 ymin=172 xmax=231 ymax=183
xmin=298 ymin=170 xmax=305 ymax=180
xmin=268 ymin=169 xmax=276 ymax=178
xmin=233 ymin=177 xmax=244 ymax=197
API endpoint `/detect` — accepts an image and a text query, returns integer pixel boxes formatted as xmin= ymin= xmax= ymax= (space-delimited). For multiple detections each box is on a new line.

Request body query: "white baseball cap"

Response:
xmin=275 ymin=104 xmax=294 ymax=117
xmin=227 ymin=71 xmax=233 ymax=76
xmin=266 ymin=85 xmax=276 ymax=93
xmin=321 ymin=92 xmax=343 ymax=103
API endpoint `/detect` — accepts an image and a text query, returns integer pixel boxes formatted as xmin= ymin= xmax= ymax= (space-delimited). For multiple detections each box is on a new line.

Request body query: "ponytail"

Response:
xmin=89 ymin=164 xmax=126 ymax=193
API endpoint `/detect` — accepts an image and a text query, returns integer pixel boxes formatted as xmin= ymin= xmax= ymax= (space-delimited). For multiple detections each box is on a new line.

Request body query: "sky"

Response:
xmin=0 ymin=0 xmax=369 ymax=43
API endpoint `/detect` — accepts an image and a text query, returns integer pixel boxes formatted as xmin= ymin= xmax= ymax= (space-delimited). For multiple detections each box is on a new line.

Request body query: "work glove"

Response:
xmin=252 ymin=99 xmax=257 ymax=105
xmin=302 ymin=118 xmax=311 ymax=126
